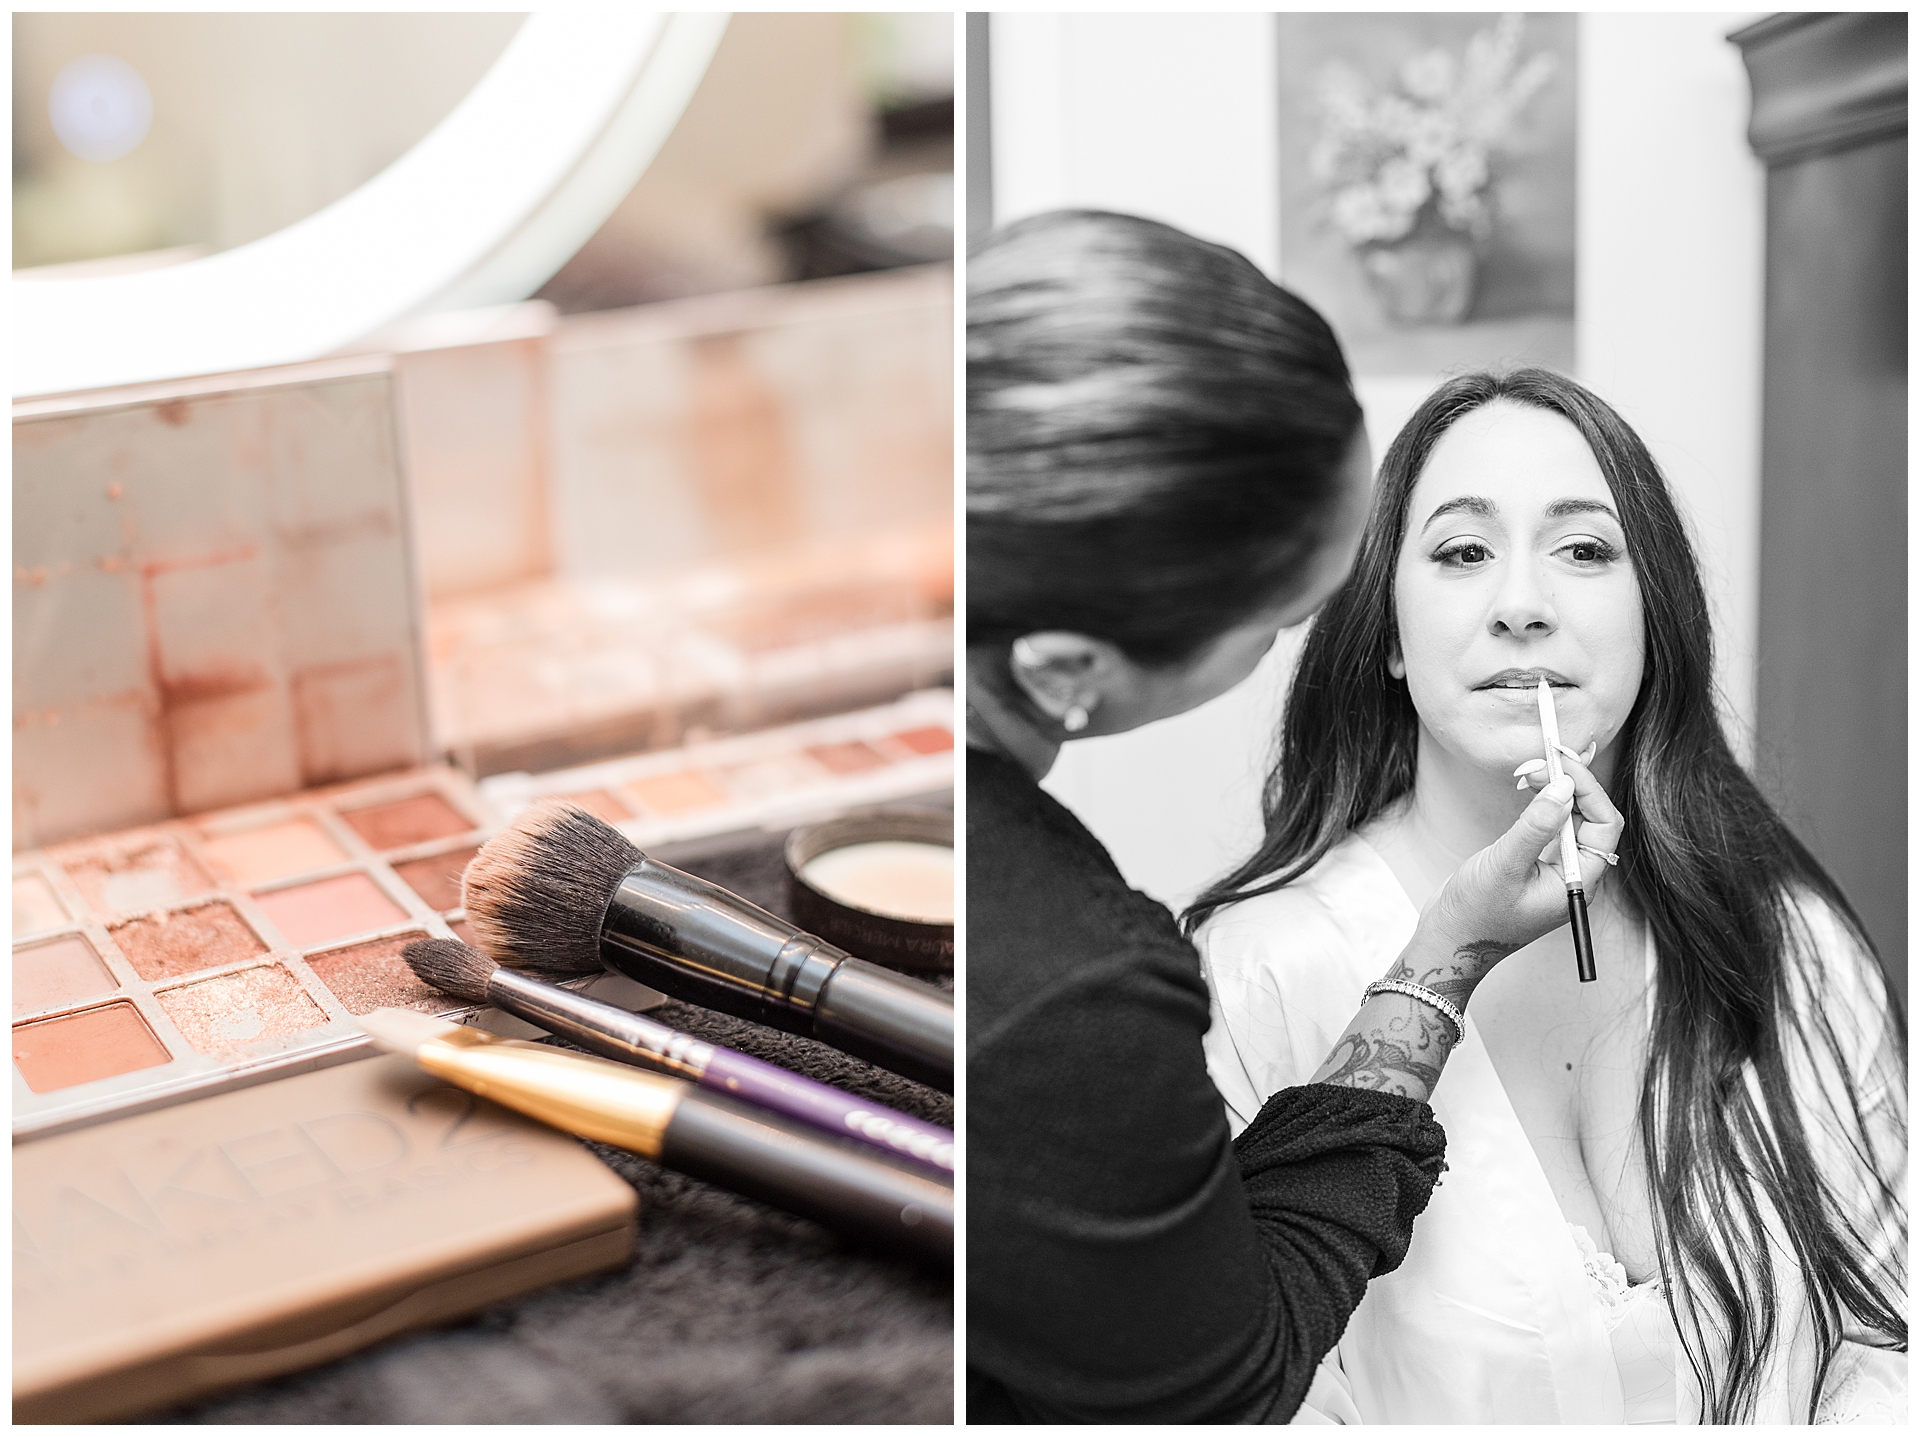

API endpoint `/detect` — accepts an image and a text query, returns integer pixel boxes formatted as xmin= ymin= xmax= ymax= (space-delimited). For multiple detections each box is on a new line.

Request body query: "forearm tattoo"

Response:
xmin=1315 ymin=1005 xmax=1455 ymax=1098
xmin=1312 ymin=940 xmax=1517 ymax=1100
xmin=1388 ymin=939 xmax=1516 ymax=1008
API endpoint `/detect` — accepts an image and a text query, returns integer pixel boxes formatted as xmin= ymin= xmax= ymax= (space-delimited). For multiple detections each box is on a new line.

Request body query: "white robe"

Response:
xmin=1196 ymin=832 xmax=1905 ymax=1425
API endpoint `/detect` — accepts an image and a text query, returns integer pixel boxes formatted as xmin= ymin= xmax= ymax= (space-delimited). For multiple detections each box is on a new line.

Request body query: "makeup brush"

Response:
xmin=462 ymin=801 xmax=953 ymax=1091
xmin=1536 ymin=678 xmax=1597 ymax=983
xmin=402 ymin=938 xmax=953 ymax=1173
xmin=358 ymin=1008 xmax=953 ymax=1262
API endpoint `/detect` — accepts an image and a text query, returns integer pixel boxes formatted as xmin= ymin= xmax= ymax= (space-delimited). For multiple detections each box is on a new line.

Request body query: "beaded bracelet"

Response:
xmin=1361 ymin=978 xmax=1466 ymax=1045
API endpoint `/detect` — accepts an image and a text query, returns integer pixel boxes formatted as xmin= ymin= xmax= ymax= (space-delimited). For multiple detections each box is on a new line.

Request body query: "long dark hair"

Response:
xmin=968 ymin=209 xmax=1361 ymax=664
xmin=1186 ymin=369 xmax=1906 ymax=1421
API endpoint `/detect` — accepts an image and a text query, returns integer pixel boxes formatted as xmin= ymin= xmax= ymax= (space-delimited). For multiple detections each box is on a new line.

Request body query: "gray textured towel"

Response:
xmin=154 ymin=834 xmax=954 ymax=1424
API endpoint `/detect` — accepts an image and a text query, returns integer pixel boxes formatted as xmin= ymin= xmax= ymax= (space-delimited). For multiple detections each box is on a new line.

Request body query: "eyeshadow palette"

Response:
xmin=12 ymin=693 xmax=953 ymax=1138
xmin=12 ymin=356 xmax=433 ymax=852
xmin=480 ymin=689 xmax=956 ymax=852
xmin=10 ymin=767 xmax=648 ymax=1139
xmin=429 ymin=525 xmax=953 ymax=779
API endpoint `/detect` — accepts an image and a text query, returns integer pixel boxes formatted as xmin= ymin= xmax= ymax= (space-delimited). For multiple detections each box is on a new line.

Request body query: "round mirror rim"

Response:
xmin=13 ymin=12 xmax=729 ymax=398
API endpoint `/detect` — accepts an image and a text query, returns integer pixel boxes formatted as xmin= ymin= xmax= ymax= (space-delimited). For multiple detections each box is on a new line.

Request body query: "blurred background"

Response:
xmin=16 ymin=10 xmax=956 ymax=838
xmin=14 ymin=12 xmax=954 ymax=298
xmin=973 ymin=12 xmax=1905 ymax=994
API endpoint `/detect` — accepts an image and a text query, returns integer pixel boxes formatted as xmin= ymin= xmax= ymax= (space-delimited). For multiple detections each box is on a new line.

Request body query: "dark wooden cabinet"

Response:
xmin=1733 ymin=13 xmax=1906 ymax=1000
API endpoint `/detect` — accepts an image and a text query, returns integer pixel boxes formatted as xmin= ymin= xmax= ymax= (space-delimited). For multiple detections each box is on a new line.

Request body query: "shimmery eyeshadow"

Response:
xmin=199 ymin=818 xmax=347 ymax=886
xmin=391 ymin=847 xmax=480 ymax=913
xmin=807 ymin=741 xmax=888 ymax=775
xmin=13 ymin=1003 xmax=171 ymax=1093
xmin=157 ymin=966 xmax=326 ymax=1056
xmin=624 ymin=770 xmax=728 ymax=816
xmin=307 ymin=932 xmax=451 ymax=1016
xmin=338 ymin=793 xmax=473 ymax=851
xmin=559 ymin=789 xmax=632 ymax=823
xmin=253 ymin=873 xmax=406 ymax=948
xmin=719 ymin=757 xmax=822 ymax=801
xmin=63 ymin=837 xmax=212 ymax=919
xmin=13 ymin=874 xmax=68 ymax=937
xmin=14 ymin=935 xmax=117 ymax=1017
xmin=112 ymin=902 xmax=267 ymax=982
xmin=892 ymin=725 xmax=953 ymax=756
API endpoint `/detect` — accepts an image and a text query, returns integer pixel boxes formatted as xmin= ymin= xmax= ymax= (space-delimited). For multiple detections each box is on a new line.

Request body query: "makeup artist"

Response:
xmin=965 ymin=211 xmax=1615 ymax=1424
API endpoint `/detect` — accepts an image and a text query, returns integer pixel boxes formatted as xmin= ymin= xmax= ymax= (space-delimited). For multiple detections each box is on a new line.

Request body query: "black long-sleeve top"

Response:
xmin=966 ymin=749 xmax=1447 ymax=1424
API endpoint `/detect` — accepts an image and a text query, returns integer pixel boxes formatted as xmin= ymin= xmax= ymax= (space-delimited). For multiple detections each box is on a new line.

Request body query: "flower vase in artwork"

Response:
xmin=1359 ymin=229 xmax=1477 ymax=327
xmin=1309 ymin=16 xmax=1557 ymax=333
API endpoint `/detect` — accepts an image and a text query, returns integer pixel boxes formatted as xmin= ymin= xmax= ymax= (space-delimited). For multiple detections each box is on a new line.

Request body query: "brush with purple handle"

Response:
xmin=402 ymin=938 xmax=954 ymax=1175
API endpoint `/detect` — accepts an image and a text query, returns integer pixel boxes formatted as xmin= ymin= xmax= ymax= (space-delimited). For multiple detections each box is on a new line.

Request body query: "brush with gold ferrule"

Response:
xmin=1536 ymin=678 xmax=1597 ymax=982
xmin=401 ymin=938 xmax=953 ymax=1175
xmin=358 ymin=1009 xmax=953 ymax=1262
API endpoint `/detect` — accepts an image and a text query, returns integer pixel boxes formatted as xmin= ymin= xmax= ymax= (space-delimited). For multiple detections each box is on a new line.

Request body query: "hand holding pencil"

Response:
xmin=1511 ymin=681 xmax=1626 ymax=981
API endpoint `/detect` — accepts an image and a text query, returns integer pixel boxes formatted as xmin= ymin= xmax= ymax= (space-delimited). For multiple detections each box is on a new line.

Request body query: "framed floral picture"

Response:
xmin=1276 ymin=13 xmax=1577 ymax=376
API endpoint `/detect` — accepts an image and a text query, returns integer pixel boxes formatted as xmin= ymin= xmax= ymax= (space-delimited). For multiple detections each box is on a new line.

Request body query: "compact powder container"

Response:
xmin=13 ymin=1054 xmax=637 ymax=1423
xmin=785 ymin=808 xmax=953 ymax=975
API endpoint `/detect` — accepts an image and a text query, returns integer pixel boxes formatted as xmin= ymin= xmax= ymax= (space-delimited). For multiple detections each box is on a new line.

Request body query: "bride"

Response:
xmin=1191 ymin=369 xmax=1905 ymax=1424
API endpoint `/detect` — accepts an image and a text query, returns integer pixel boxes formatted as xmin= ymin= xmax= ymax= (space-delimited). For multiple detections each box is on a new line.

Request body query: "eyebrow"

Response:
xmin=1418 ymin=495 xmax=1621 ymax=533
xmin=1418 ymin=496 xmax=1493 ymax=533
xmin=1544 ymin=497 xmax=1621 ymax=524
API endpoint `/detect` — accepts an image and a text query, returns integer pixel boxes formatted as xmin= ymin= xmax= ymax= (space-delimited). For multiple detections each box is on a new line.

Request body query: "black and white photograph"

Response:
xmin=966 ymin=10 xmax=1906 ymax=1426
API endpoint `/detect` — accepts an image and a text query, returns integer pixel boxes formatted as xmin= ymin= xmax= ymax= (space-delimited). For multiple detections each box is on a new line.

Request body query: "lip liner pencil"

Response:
xmin=402 ymin=938 xmax=953 ymax=1174
xmin=360 ymin=1008 xmax=953 ymax=1262
xmin=1536 ymin=677 xmax=1597 ymax=983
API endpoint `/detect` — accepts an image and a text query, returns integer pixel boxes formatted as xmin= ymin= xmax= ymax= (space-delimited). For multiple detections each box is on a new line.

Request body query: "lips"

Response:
xmin=1475 ymin=668 xmax=1574 ymax=690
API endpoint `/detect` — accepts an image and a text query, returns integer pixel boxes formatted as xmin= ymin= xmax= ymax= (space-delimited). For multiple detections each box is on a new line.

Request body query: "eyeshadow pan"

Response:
xmin=254 ymin=873 xmax=407 ymax=948
xmin=892 ymin=725 xmax=953 ymax=756
xmin=391 ymin=847 xmax=480 ymax=913
xmin=14 ymin=936 xmax=118 ymax=1017
xmin=624 ymin=770 xmax=728 ymax=816
xmin=13 ymin=874 xmax=68 ymax=937
xmin=63 ymin=838 xmax=212 ymax=919
xmin=14 ymin=1003 xmax=171 ymax=1094
xmin=448 ymin=918 xmax=478 ymax=948
xmin=157 ymin=966 xmax=326 ymax=1056
xmin=307 ymin=932 xmax=451 ymax=1016
xmin=338 ymin=793 xmax=473 ymax=851
xmin=111 ymin=902 xmax=268 ymax=982
xmin=719 ymin=757 xmax=823 ymax=801
xmin=807 ymin=741 xmax=888 ymax=775
xmin=559 ymin=789 xmax=632 ymax=823
xmin=199 ymin=818 xmax=347 ymax=886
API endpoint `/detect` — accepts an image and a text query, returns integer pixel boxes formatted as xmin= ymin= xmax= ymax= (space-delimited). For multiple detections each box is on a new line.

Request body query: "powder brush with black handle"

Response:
xmin=461 ymin=801 xmax=953 ymax=1090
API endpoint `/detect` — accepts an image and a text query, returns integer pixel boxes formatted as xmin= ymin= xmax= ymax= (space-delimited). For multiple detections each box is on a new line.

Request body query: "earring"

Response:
xmin=1062 ymin=704 xmax=1090 ymax=733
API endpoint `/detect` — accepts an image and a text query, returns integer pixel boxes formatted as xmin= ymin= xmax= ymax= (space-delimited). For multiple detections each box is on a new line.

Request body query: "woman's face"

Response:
xmin=1391 ymin=402 xmax=1645 ymax=780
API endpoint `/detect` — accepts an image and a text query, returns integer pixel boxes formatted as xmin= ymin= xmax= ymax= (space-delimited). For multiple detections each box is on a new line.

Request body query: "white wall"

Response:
xmin=1577 ymin=12 xmax=1765 ymax=759
xmin=988 ymin=12 xmax=1764 ymax=911
xmin=990 ymin=13 xmax=1280 ymax=274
